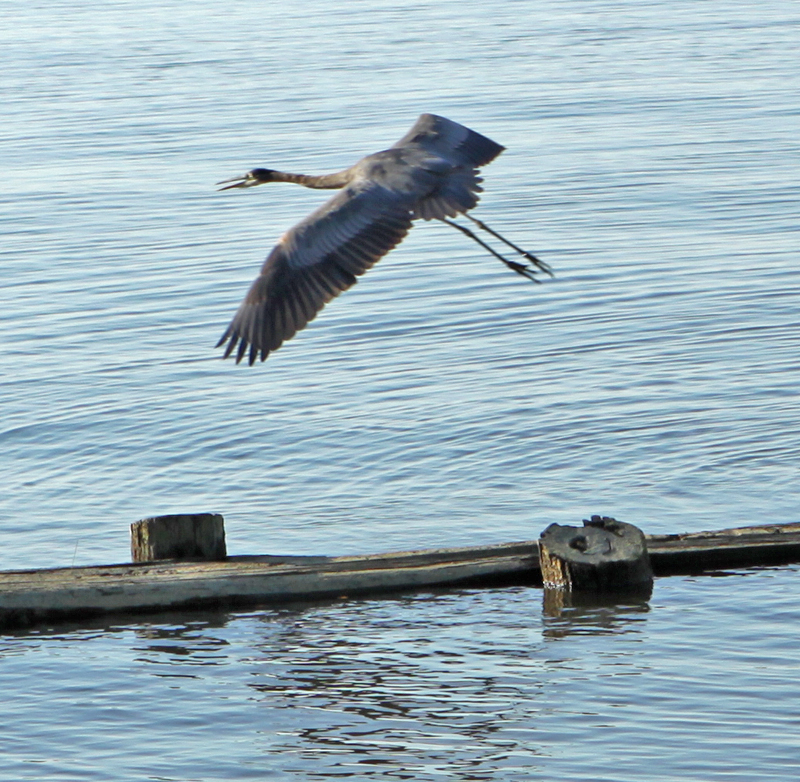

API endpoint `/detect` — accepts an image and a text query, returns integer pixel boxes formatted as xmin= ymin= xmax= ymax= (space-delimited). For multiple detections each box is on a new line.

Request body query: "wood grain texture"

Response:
xmin=2 ymin=522 xmax=800 ymax=629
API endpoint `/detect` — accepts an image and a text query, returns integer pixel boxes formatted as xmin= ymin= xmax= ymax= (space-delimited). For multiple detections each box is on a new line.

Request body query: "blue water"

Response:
xmin=3 ymin=570 xmax=800 ymax=780
xmin=1 ymin=0 xmax=799 ymax=778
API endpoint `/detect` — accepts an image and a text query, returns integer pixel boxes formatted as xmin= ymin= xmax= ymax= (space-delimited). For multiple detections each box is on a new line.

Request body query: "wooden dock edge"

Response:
xmin=1 ymin=523 xmax=799 ymax=630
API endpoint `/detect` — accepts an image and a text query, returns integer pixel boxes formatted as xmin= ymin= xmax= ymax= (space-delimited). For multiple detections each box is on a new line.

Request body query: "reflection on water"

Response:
xmin=542 ymin=588 xmax=651 ymax=638
xmin=3 ymin=571 xmax=800 ymax=780
xmin=242 ymin=591 xmax=560 ymax=779
xmin=134 ymin=620 xmax=233 ymax=671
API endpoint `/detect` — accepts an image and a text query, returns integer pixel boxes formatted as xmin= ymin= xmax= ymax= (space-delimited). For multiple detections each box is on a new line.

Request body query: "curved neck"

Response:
xmin=272 ymin=170 xmax=351 ymax=189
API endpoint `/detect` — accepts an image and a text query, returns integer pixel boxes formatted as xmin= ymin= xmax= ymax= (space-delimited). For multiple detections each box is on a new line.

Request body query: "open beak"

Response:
xmin=216 ymin=173 xmax=258 ymax=191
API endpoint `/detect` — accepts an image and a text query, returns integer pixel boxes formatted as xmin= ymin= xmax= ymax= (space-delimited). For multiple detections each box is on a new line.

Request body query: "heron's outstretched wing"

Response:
xmin=217 ymin=181 xmax=414 ymax=364
xmin=392 ymin=114 xmax=505 ymax=168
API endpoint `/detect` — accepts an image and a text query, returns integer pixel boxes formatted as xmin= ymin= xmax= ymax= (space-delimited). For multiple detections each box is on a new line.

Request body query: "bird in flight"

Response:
xmin=216 ymin=113 xmax=551 ymax=365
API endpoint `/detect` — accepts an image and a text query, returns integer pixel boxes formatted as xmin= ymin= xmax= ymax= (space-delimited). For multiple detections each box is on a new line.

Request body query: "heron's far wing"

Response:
xmin=392 ymin=114 xmax=505 ymax=168
xmin=217 ymin=181 xmax=414 ymax=365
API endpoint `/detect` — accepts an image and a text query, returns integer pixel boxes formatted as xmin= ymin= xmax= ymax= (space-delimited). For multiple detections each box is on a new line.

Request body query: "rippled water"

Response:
xmin=2 ymin=0 xmax=799 ymax=778
xmin=3 ymin=569 xmax=800 ymax=780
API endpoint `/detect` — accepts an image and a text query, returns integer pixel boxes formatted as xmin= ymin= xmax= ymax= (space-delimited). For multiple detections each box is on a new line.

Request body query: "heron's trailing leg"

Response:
xmin=440 ymin=218 xmax=552 ymax=282
xmin=464 ymin=214 xmax=553 ymax=277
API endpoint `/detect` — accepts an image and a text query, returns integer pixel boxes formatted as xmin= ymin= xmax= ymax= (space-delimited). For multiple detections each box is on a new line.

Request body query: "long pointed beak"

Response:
xmin=216 ymin=173 xmax=258 ymax=191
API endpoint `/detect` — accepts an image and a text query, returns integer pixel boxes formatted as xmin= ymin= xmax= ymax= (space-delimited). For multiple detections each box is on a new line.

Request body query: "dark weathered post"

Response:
xmin=539 ymin=516 xmax=653 ymax=593
xmin=131 ymin=513 xmax=227 ymax=563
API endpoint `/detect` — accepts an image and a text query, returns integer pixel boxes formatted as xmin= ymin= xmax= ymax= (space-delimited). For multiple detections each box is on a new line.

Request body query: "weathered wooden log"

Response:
xmin=2 ymin=521 xmax=800 ymax=631
xmin=539 ymin=516 xmax=653 ymax=593
xmin=0 ymin=541 xmax=540 ymax=630
xmin=131 ymin=513 xmax=227 ymax=563
xmin=648 ymin=522 xmax=800 ymax=573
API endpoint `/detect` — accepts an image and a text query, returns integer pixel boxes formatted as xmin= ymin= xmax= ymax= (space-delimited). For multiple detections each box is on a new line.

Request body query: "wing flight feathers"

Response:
xmin=392 ymin=113 xmax=505 ymax=168
xmin=217 ymin=182 xmax=413 ymax=364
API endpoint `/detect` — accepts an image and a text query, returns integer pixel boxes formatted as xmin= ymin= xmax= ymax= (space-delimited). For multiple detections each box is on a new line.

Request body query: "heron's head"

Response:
xmin=217 ymin=168 xmax=276 ymax=190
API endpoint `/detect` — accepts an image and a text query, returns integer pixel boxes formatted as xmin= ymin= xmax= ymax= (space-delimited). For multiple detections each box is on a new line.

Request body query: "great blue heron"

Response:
xmin=216 ymin=113 xmax=551 ymax=365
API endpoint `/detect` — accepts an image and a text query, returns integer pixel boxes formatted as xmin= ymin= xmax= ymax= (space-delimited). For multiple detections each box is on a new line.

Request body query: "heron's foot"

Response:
xmin=504 ymin=258 xmax=547 ymax=282
xmin=441 ymin=217 xmax=552 ymax=283
xmin=465 ymin=214 xmax=554 ymax=278
xmin=518 ymin=250 xmax=553 ymax=278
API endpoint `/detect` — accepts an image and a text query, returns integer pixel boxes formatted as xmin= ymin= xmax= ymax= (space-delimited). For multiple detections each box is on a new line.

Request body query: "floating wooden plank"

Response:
xmin=1 ymin=522 xmax=799 ymax=630
xmin=647 ymin=522 xmax=800 ymax=574
xmin=0 ymin=541 xmax=539 ymax=630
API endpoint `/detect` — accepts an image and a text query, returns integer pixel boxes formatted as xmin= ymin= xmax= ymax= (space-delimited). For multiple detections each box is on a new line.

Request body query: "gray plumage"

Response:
xmin=216 ymin=113 xmax=550 ymax=365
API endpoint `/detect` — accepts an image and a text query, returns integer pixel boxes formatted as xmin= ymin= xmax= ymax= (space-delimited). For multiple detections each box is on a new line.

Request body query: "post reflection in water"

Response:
xmin=541 ymin=587 xmax=652 ymax=639
xmin=133 ymin=616 xmax=234 ymax=672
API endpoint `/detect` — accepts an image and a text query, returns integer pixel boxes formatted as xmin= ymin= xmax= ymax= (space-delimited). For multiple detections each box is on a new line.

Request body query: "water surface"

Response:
xmin=1 ymin=0 xmax=799 ymax=778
